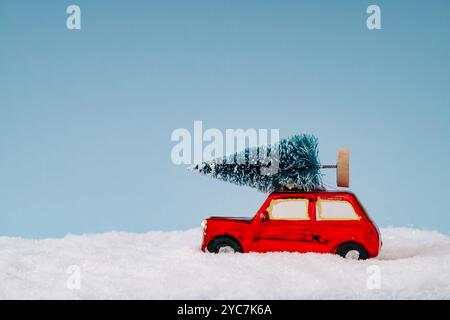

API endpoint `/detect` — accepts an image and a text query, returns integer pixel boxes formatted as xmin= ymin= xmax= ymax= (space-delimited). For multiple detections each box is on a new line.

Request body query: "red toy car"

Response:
xmin=201 ymin=191 xmax=381 ymax=259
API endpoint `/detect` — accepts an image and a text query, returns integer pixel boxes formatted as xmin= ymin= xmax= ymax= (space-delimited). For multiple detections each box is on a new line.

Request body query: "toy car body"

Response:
xmin=201 ymin=191 xmax=381 ymax=259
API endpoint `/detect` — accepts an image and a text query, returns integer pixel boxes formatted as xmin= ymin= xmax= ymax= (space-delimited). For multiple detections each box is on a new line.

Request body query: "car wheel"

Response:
xmin=207 ymin=237 xmax=242 ymax=254
xmin=336 ymin=243 xmax=368 ymax=260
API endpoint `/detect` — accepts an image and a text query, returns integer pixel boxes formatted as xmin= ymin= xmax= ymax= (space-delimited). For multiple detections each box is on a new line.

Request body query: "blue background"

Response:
xmin=1 ymin=0 xmax=449 ymax=238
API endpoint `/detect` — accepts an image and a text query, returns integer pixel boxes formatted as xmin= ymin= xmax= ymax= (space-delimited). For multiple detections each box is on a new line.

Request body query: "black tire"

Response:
xmin=207 ymin=237 xmax=242 ymax=254
xmin=336 ymin=243 xmax=368 ymax=260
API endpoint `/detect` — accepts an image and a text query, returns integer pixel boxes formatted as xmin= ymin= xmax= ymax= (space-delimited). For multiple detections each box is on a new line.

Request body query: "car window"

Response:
xmin=316 ymin=199 xmax=361 ymax=221
xmin=268 ymin=199 xmax=309 ymax=220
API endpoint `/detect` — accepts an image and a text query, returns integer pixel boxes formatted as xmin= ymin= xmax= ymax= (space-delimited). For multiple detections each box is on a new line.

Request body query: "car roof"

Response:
xmin=271 ymin=189 xmax=354 ymax=193
xmin=270 ymin=190 xmax=356 ymax=196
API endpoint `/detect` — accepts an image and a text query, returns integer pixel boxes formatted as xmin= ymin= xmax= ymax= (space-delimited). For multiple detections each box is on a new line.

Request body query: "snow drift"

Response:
xmin=0 ymin=227 xmax=449 ymax=299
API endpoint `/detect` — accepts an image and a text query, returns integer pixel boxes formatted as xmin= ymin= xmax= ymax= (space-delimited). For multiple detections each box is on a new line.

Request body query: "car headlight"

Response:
xmin=201 ymin=220 xmax=207 ymax=230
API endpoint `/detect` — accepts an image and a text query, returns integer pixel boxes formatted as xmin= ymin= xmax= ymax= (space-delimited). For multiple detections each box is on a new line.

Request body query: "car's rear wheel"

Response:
xmin=207 ymin=237 xmax=242 ymax=254
xmin=336 ymin=243 xmax=368 ymax=260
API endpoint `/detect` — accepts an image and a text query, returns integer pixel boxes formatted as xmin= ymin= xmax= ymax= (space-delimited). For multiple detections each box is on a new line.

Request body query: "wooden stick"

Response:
xmin=337 ymin=147 xmax=350 ymax=187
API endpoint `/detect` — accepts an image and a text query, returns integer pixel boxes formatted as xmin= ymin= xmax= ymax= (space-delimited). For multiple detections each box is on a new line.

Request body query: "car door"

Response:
xmin=253 ymin=196 xmax=318 ymax=253
xmin=310 ymin=195 xmax=364 ymax=253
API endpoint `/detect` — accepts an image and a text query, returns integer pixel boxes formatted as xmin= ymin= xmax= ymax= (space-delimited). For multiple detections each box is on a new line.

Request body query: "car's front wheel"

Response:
xmin=207 ymin=237 xmax=243 ymax=254
xmin=336 ymin=243 xmax=368 ymax=260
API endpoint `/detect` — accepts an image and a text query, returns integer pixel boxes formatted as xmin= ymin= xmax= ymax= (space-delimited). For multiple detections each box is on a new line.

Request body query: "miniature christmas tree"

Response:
xmin=190 ymin=134 xmax=324 ymax=193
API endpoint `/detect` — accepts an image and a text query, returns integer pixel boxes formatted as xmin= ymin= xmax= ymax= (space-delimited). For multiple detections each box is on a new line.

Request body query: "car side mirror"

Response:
xmin=260 ymin=211 xmax=269 ymax=222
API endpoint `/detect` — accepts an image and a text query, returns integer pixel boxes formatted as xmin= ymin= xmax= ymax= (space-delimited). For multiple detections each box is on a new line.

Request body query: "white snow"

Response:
xmin=0 ymin=227 xmax=449 ymax=299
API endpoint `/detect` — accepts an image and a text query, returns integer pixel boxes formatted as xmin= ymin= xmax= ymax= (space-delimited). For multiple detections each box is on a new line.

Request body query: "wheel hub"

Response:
xmin=345 ymin=249 xmax=360 ymax=260
xmin=218 ymin=245 xmax=235 ymax=254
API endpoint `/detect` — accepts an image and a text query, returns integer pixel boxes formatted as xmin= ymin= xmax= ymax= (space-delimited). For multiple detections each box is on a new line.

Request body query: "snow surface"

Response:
xmin=1 ymin=227 xmax=449 ymax=299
